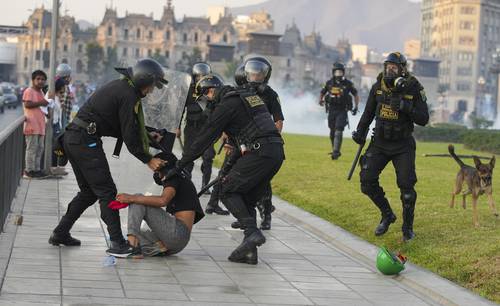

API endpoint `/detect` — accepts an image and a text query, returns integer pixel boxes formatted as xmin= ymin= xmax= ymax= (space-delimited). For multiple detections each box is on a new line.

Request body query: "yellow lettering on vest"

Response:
xmin=245 ymin=95 xmax=265 ymax=107
xmin=379 ymin=104 xmax=399 ymax=120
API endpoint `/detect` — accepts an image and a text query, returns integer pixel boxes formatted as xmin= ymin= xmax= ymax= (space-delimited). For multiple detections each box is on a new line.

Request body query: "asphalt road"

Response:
xmin=0 ymin=105 xmax=23 ymax=133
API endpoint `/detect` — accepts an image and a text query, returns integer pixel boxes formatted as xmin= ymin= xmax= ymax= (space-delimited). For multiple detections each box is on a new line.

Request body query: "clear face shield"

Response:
xmin=244 ymin=60 xmax=270 ymax=84
xmin=192 ymin=63 xmax=211 ymax=82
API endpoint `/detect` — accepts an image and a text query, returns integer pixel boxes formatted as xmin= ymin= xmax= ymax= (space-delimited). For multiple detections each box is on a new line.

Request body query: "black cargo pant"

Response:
xmin=359 ymin=138 xmax=417 ymax=230
xmin=183 ymin=121 xmax=216 ymax=186
xmin=53 ymin=127 xmax=124 ymax=243
xmin=220 ymin=144 xmax=284 ymax=222
xmin=328 ymin=109 xmax=348 ymax=138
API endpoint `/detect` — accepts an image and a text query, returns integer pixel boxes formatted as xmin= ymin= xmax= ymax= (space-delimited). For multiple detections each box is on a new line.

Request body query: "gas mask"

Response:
xmin=334 ymin=70 xmax=344 ymax=82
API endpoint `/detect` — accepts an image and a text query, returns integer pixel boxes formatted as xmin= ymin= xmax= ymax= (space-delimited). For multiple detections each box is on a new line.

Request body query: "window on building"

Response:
xmin=166 ymin=30 xmax=170 ymax=40
xmin=456 ymin=82 xmax=471 ymax=91
xmin=78 ymin=44 xmax=83 ymax=53
xmin=459 ymin=21 xmax=475 ymax=30
xmin=223 ymin=33 xmax=228 ymax=43
xmin=35 ymin=50 xmax=41 ymax=60
xmin=149 ymin=31 xmax=153 ymax=40
xmin=457 ymin=67 xmax=472 ymax=76
xmin=457 ymin=100 xmax=468 ymax=112
xmin=183 ymin=33 xmax=187 ymax=43
xmin=63 ymin=44 xmax=68 ymax=52
xmin=194 ymin=32 xmax=198 ymax=42
xmin=108 ymin=26 xmax=113 ymax=36
xmin=136 ymin=48 xmax=140 ymax=57
xmin=76 ymin=60 xmax=83 ymax=73
xmin=136 ymin=28 xmax=141 ymax=39
xmin=124 ymin=29 xmax=129 ymax=40
xmin=460 ymin=6 xmax=474 ymax=15
xmin=123 ymin=47 xmax=128 ymax=56
xmin=206 ymin=34 xmax=211 ymax=43
xmin=458 ymin=36 xmax=475 ymax=45
xmin=287 ymin=58 xmax=291 ymax=67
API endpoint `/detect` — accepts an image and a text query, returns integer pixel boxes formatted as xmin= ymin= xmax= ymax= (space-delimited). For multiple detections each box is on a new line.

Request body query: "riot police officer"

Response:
xmin=49 ymin=59 xmax=168 ymax=256
xmin=352 ymin=52 xmax=429 ymax=242
xmin=320 ymin=62 xmax=359 ymax=159
xmin=229 ymin=62 xmax=284 ymax=230
xmin=170 ymin=57 xmax=285 ymax=264
xmin=179 ymin=62 xmax=216 ymax=192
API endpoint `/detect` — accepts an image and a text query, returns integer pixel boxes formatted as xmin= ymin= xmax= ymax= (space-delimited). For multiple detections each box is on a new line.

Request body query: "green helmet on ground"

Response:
xmin=376 ymin=246 xmax=407 ymax=275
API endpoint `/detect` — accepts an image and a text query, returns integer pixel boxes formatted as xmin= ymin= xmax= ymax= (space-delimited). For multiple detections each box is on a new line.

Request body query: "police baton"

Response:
xmin=347 ymin=143 xmax=364 ymax=181
xmin=197 ymin=176 xmax=220 ymax=197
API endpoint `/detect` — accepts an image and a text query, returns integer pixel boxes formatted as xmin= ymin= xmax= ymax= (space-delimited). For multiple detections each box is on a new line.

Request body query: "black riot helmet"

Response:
xmin=332 ymin=62 xmax=345 ymax=81
xmin=383 ymin=52 xmax=407 ymax=87
xmin=192 ymin=62 xmax=212 ymax=83
xmin=131 ymin=58 xmax=168 ymax=89
xmin=234 ymin=64 xmax=247 ymax=86
xmin=244 ymin=56 xmax=272 ymax=84
xmin=195 ymin=74 xmax=224 ymax=97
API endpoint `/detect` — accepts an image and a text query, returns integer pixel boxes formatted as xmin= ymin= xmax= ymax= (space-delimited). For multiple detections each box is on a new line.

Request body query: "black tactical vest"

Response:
xmin=373 ymin=87 xmax=414 ymax=141
xmin=324 ymin=79 xmax=353 ymax=111
xmin=185 ymin=85 xmax=203 ymax=122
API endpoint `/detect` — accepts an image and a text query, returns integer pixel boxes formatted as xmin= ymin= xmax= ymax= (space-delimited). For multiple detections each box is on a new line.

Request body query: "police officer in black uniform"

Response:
xmin=178 ymin=62 xmax=216 ymax=193
xmin=320 ymin=62 xmax=359 ymax=159
xmin=169 ymin=58 xmax=285 ymax=264
xmin=228 ymin=63 xmax=284 ymax=230
xmin=352 ymin=52 xmax=429 ymax=242
xmin=49 ymin=59 xmax=168 ymax=255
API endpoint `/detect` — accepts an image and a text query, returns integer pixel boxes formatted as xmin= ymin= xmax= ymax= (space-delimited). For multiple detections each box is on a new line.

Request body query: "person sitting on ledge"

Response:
xmin=107 ymin=152 xmax=204 ymax=258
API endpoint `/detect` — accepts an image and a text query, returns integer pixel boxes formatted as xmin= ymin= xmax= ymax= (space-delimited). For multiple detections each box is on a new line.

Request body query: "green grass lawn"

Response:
xmin=215 ymin=133 xmax=500 ymax=303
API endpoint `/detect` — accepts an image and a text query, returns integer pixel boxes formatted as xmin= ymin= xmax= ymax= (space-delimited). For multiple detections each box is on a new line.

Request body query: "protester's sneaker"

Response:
xmin=106 ymin=241 xmax=142 ymax=258
xmin=23 ymin=170 xmax=35 ymax=179
xmin=142 ymin=242 xmax=167 ymax=257
xmin=49 ymin=232 xmax=81 ymax=246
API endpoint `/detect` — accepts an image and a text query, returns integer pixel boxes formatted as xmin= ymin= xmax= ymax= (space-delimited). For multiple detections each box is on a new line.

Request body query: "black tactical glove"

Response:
xmin=351 ymin=107 xmax=358 ymax=116
xmin=352 ymin=130 xmax=366 ymax=145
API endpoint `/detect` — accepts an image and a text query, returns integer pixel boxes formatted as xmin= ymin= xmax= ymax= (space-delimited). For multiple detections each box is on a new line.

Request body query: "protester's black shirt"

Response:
xmin=163 ymin=177 xmax=204 ymax=224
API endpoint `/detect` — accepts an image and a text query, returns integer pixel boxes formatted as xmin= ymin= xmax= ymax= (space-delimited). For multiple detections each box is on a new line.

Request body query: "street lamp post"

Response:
xmin=43 ymin=0 xmax=59 ymax=174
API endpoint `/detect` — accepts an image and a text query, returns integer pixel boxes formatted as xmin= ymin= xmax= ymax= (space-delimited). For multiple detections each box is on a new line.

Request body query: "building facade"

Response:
xmin=420 ymin=0 xmax=500 ymax=122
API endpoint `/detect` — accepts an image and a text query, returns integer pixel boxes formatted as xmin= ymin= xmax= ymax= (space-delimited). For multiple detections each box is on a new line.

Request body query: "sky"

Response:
xmin=1 ymin=0 xmax=267 ymax=26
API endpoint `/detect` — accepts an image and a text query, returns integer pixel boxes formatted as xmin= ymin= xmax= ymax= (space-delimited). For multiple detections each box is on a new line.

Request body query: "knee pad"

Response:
xmin=401 ymin=189 xmax=417 ymax=208
xmin=361 ymin=181 xmax=383 ymax=197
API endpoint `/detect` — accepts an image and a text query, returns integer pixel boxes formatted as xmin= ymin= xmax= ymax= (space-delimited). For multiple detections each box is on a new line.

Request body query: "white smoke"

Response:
xmin=275 ymin=87 xmax=362 ymax=137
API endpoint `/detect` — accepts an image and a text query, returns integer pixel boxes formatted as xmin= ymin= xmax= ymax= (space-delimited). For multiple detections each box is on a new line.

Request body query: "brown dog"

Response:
xmin=449 ymin=145 xmax=498 ymax=227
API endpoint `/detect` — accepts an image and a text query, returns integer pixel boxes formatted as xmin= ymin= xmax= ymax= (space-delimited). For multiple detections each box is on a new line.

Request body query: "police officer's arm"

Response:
xmin=178 ymin=101 xmax=234 ymax=168
xmin=118 ymin=97 xmax=152 ymax=164
xmin=356 ymin=85 xmax=377 ymax=135
xmin=408 ymin=86 xmax=429 ymax=126
xmin=319 ymin=83 xmax=327 ymax=105
xmin=267 ymin=90 xmax=285 ymax=132
xmin=349 ymin=83 xmax=360 ymax=108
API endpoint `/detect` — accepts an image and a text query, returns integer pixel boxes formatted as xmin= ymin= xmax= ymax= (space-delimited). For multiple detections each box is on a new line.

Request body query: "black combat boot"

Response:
xmin=205 ymin=199 xmax=230 ymax=215
xmin=228 ymin=217 xmax=265 ymax=264
xmin=231 ymin=220 xmax=243 ymax=229
xmin=259 ymin=200 xmax=275 ymax=230
xmin=332 ymin=130 xmax=343 ymax=160
xmin=228 ymin=246 xmax=258 ymax=265
xmin=371 ymin=195 xmax=397 ymax=236
xmin=401 ymin=190 xmax=416 ymax=242
xmin=49 ymin=232 xmax=81 ymax=246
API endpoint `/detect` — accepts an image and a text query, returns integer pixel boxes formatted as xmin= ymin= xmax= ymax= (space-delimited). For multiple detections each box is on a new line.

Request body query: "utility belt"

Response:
xmin=238 ymin=136 xmax=283 ymax=155
xmin=374 ymin=120 xmax=412 ymax=141
xmin=71 ymin=117 xmax=98 ymax=135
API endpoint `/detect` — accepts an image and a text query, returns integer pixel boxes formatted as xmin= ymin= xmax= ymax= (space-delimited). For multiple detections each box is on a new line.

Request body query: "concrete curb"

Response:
xmin=271 ymin=196 xmax=498 ymax=306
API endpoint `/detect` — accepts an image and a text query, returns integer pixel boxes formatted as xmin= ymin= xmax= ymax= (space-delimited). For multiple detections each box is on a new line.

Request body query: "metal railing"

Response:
xmin=0 ymin=116 xmax=24 ymax=231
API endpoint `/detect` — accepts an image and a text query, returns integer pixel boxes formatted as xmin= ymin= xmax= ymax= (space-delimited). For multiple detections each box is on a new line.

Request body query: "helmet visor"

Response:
xmin=334 ymin=70 xmax=344 ymax=77
xmin=245 ymin=60 xmax=270 ymax=83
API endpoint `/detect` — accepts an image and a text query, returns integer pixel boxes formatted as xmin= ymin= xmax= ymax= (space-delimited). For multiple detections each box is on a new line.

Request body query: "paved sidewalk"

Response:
xmin=0 ymin=141 xmax=496 ymax=306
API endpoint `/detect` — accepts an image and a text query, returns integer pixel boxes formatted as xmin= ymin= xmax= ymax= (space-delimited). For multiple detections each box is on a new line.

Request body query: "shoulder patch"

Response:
xmin=376 ymin=90 xmax=383 ymax=95
xmin=244 ymin=95 xmax=265 ymax=107
xmin=403 ymin=94 xmax=414 ymax=100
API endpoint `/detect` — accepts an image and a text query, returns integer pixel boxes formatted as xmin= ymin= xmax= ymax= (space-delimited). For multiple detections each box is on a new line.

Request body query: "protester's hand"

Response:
xmin=352 ymin=130 xmax=366 ymax=145
xmin=175 ymin=128 xmax=181 ymax=138
xmin=147 ymin=158 xmax=166 ymax=171
xmin=116 ymin=193 xmax=134 ymax=203
xmin=319 ymin=99 xmax=325 ymax=106
xmin=48 ymin=91 xmax=55 ymax=99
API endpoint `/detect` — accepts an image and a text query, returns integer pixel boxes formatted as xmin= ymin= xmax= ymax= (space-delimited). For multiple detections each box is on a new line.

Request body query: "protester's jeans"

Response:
xmin=25 ymin=134 xmax=44 ymax=172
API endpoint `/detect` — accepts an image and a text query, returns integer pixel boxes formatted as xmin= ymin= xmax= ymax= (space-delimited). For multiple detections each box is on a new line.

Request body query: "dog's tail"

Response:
xmin=448 ymin=144 xmax=466 ymax=168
